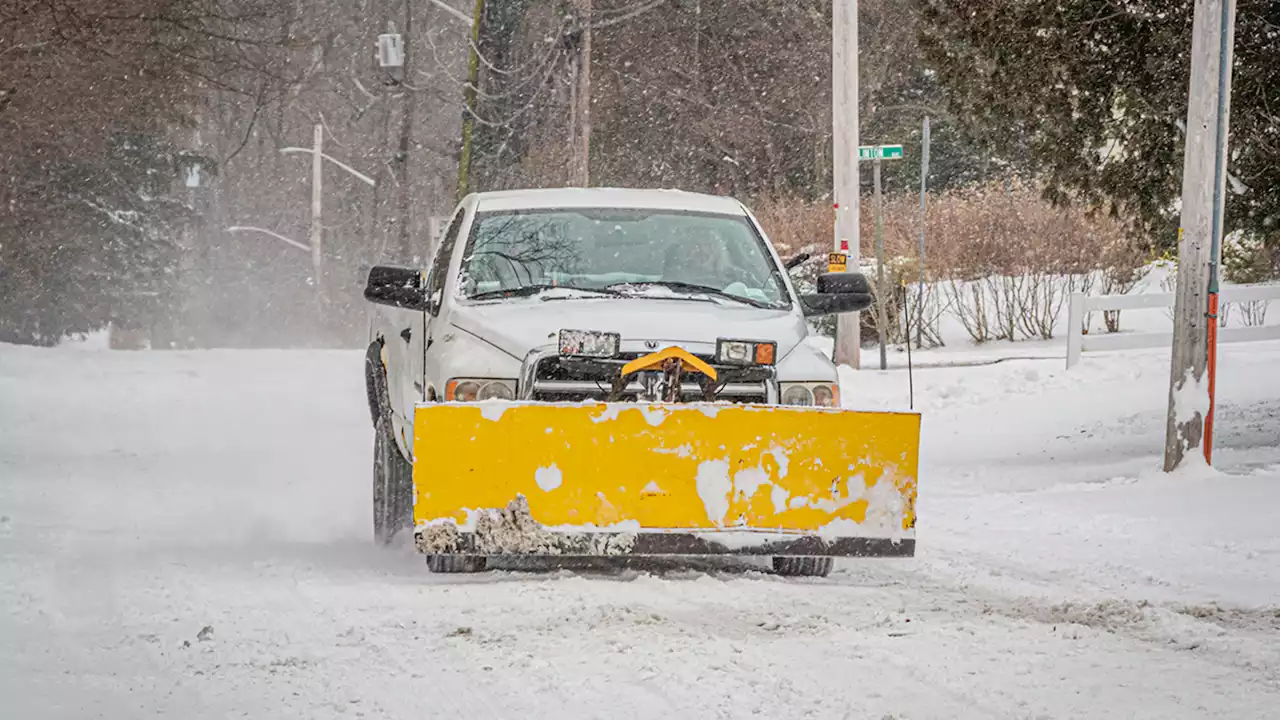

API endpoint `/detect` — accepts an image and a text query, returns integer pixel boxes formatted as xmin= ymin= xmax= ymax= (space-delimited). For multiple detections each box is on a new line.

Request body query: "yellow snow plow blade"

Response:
xmin=411 ymin=402 xmax=919 ymax=558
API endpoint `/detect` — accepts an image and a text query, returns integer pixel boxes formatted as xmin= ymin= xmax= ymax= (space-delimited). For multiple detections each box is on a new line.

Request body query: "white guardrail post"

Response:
xmin=1066 ymin=283 xmax=1280 ymax=369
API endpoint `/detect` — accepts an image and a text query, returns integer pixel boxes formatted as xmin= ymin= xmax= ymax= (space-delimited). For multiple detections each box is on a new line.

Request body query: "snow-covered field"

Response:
xmin=2 ymin=336 xmax=1278 ymax=719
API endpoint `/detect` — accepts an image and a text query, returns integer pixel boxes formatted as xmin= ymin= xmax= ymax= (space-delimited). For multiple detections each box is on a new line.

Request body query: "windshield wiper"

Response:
xmin=605 ymin=281 xmax=776 ymax=309
xmin=469 ymin=284 xmax=626 ymax=301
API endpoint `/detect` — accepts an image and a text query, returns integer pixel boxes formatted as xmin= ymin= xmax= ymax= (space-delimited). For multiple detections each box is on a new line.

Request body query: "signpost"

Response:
xmin=918 ymin=119 xmax=930 ymax=350
xmin=867 ymin=145 xmax=904 ymax=369
xmin=826 ymin=144 xmax=904 ymax=369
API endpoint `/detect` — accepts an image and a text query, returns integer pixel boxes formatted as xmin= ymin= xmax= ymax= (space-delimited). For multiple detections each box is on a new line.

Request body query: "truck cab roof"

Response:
xmin=469 ymin=187 xmax=749 ymax=216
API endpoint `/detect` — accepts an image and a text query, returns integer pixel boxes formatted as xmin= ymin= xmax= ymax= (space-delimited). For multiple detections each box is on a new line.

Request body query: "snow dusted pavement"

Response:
xmin=2 ymin=340 xmax=1278 ymax=719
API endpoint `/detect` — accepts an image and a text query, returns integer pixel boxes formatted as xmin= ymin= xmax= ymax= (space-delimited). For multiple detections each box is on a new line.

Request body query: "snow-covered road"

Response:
xmin=2 ymin=340 xmax=1278 ymax=719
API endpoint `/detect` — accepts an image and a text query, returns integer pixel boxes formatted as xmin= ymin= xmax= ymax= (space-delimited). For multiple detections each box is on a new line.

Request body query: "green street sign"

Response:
xmin=858 ymin=145 xmax=904 ymax=160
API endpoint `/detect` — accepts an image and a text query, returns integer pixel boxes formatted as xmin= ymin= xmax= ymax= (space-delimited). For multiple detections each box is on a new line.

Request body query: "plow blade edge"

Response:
xmin=412 ymin=402 xmax=919 ymax=558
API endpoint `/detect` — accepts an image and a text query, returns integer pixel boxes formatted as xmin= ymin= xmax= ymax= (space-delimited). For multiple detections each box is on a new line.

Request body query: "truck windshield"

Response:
xmin=457 ymin=208 xmax=791 ymax=309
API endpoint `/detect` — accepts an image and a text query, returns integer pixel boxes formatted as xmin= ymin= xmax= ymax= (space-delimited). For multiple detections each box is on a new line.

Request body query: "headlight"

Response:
xmin=478 ymin=381 xmax=514 ymax=401
xmin=559 ymin=329 xmax=620 ymax=358
xmin=446 ymin=378 xmax=515 ymax=402
xmin=780 ymin=383 xmax=839 ymax=407
xmin=715 ymin=338 xmax=776 ymax=366
xmin=781 ymin=385 xmax=813 ymax=406
xmin=812 ymin=385 xmax=838 ymax=407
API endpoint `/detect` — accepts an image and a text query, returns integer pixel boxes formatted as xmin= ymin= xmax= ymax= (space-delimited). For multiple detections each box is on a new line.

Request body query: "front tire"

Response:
xmin=772 ymin=556 xmax=834 ymax=578
xmin=373 ymin=414 xmax=414 ymax=546
xmin=426 ymin=555 xmax=488 ymax=573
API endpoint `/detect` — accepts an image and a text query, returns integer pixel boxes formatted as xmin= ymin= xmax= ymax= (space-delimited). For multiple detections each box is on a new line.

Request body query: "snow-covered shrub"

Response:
xmin=1153 ymin=253 xmax=1180 ymax=322
xmin=1222 ymin=232 xmax=1275 ymax=327
xmin=863 ymin=256 xmax=921 ymax=346
xmin=1097 ymin=238 xmax=1154 ymax=333
xmin=890 ymin=256 xmax=949 ymax=348
xmin=929 ymin=180 xmax=1124 ymax=342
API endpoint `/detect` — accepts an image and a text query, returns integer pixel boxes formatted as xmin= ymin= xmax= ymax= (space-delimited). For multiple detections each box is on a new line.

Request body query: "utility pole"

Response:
xmin=1164 ymin=0 xmax=1236 ymax=472
xmin=873 ymin=151 xmax=887 ymax=370
xmin=394 ymin=0 xmax=417 ymax=262
xmin=278 ymin=133 xmax=375 ymax=302
xmin=917 ymin=116 xmax=930 ymax=349
xmin=455 ymin=0 xmax=486 ymax=203
xmin=310 ymin=123 xmax=325 ymax=309
xmin=569 ymin=0 xmax=593 ymax=186
xmin=832 ymin=0 xmax=861 ymax=369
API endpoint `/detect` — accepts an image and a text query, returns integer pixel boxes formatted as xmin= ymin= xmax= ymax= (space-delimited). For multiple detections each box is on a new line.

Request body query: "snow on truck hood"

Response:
xmin=448 ymin=297 xmax=809 ymax=361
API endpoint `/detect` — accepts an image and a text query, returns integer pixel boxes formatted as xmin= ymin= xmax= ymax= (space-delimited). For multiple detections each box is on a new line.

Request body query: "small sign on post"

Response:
xmin=859 ymin=145 xmax=904 ymax=161
xmin=378 ymin=33 xmax=404 ymax=68
xmin=827 ymin=252 xmax=848 ymax=274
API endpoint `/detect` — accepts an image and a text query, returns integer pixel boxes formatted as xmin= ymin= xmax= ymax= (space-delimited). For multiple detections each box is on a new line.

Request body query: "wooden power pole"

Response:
xmin=832 ymin=0 xmax=861 ymax=369
xmin=394 ymin=0 xmax=417 ymax=262
xmin=569 ymin=0 xmax=593 ymax=187
xmin=1164 ymin=0 xmax=1236 ymax=471
xmin=455 ymin=0 xmax=486 ymax=204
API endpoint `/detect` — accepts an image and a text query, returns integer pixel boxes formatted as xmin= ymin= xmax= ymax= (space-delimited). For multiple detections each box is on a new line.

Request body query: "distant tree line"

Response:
xmin=467 ymin=0 xmax=1019 ymax=205
xmin=1 ymin=0 xmax=1274 ymax=348
xmin=469 ymin=0 xmax=1277 ymax=266
xmin=2 ymin=0 xmax=468 ymax=348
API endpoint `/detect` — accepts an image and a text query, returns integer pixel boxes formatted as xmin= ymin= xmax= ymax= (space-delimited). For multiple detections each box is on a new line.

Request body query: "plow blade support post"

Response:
xmin=412 ymin=403 xmax=919 ymax=557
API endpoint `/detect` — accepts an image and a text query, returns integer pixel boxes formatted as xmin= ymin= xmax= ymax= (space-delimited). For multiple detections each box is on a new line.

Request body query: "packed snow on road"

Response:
xmin=2 ymin=336 xmax=1278 ymax=719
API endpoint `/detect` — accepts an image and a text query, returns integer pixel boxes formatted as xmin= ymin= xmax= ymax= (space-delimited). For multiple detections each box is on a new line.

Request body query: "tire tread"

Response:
xmin=772 ymin=556 xmax=834 ymax=577
xmin=427 ymin=555 xmax=488 ymax=573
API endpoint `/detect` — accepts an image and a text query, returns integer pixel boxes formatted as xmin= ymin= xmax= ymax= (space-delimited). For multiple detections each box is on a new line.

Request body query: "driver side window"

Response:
xmin=426 ymin=210 xmax=465 ymax=316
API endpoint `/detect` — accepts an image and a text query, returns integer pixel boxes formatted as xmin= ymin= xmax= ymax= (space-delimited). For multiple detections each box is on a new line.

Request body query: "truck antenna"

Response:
xmin=903 ymin=283 xmax=915 ymax=410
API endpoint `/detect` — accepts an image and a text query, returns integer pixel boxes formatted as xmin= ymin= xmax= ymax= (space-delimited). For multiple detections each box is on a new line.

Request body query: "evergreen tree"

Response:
xmin=918 ymin=0 xmax=1280 ymax=260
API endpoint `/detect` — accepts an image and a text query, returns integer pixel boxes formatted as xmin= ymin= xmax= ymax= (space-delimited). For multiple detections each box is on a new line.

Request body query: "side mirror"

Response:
xmin=816 ymin=271 xmax=871 ymax=295
xmin=799 ymin=271 xmax=873 ymax=317
xmin=364 ymin=265 xmax=429 ymax=312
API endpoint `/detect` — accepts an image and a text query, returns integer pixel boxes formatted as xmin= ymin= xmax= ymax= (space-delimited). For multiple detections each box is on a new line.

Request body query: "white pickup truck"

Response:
xmin=362 ymin=187 xmax=871 ymax=544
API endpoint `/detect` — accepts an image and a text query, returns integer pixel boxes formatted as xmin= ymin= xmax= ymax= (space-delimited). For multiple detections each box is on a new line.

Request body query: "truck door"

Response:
xmin=420 ymin=208 xmax=467 ymax=402
xmin=372 ymin=266 xmax=423 ymax=455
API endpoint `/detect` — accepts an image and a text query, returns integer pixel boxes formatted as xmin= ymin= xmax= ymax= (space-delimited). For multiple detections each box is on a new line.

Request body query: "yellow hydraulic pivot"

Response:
xmin=620 ymin=346 xmax=717 ymax=381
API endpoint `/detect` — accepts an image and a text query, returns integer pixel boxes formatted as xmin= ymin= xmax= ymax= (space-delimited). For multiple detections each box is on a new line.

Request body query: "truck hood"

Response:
xmin=448 ymin=297 xmax=809 ymax=361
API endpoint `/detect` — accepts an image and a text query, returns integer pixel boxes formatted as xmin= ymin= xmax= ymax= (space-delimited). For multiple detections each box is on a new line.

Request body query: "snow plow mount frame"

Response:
xmin=519 ymin=344 xmax=779 ymax=403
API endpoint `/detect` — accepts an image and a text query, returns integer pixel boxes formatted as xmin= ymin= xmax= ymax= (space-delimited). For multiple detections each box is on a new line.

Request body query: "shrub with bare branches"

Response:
xmin=1223 ymin=232 xmax=1277 ymax=327
xmin=753 ymin=180 xmax=1143 ymax=346
xmin=1096 ymin=237 xmax=1154 ymax=333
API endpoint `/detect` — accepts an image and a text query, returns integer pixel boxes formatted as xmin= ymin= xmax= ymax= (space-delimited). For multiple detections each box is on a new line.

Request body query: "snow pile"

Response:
xmin=471 ymin=495 xmax=564 ymax=554
xmin=1172 ymin=367 xmax=1211 ymax=427
xmin=415 ymin=496 xmax=639 ymax=556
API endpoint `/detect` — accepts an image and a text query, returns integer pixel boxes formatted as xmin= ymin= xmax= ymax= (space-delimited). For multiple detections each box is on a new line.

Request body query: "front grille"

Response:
xmin=529 ymin=355 xmax=768 ymax=403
